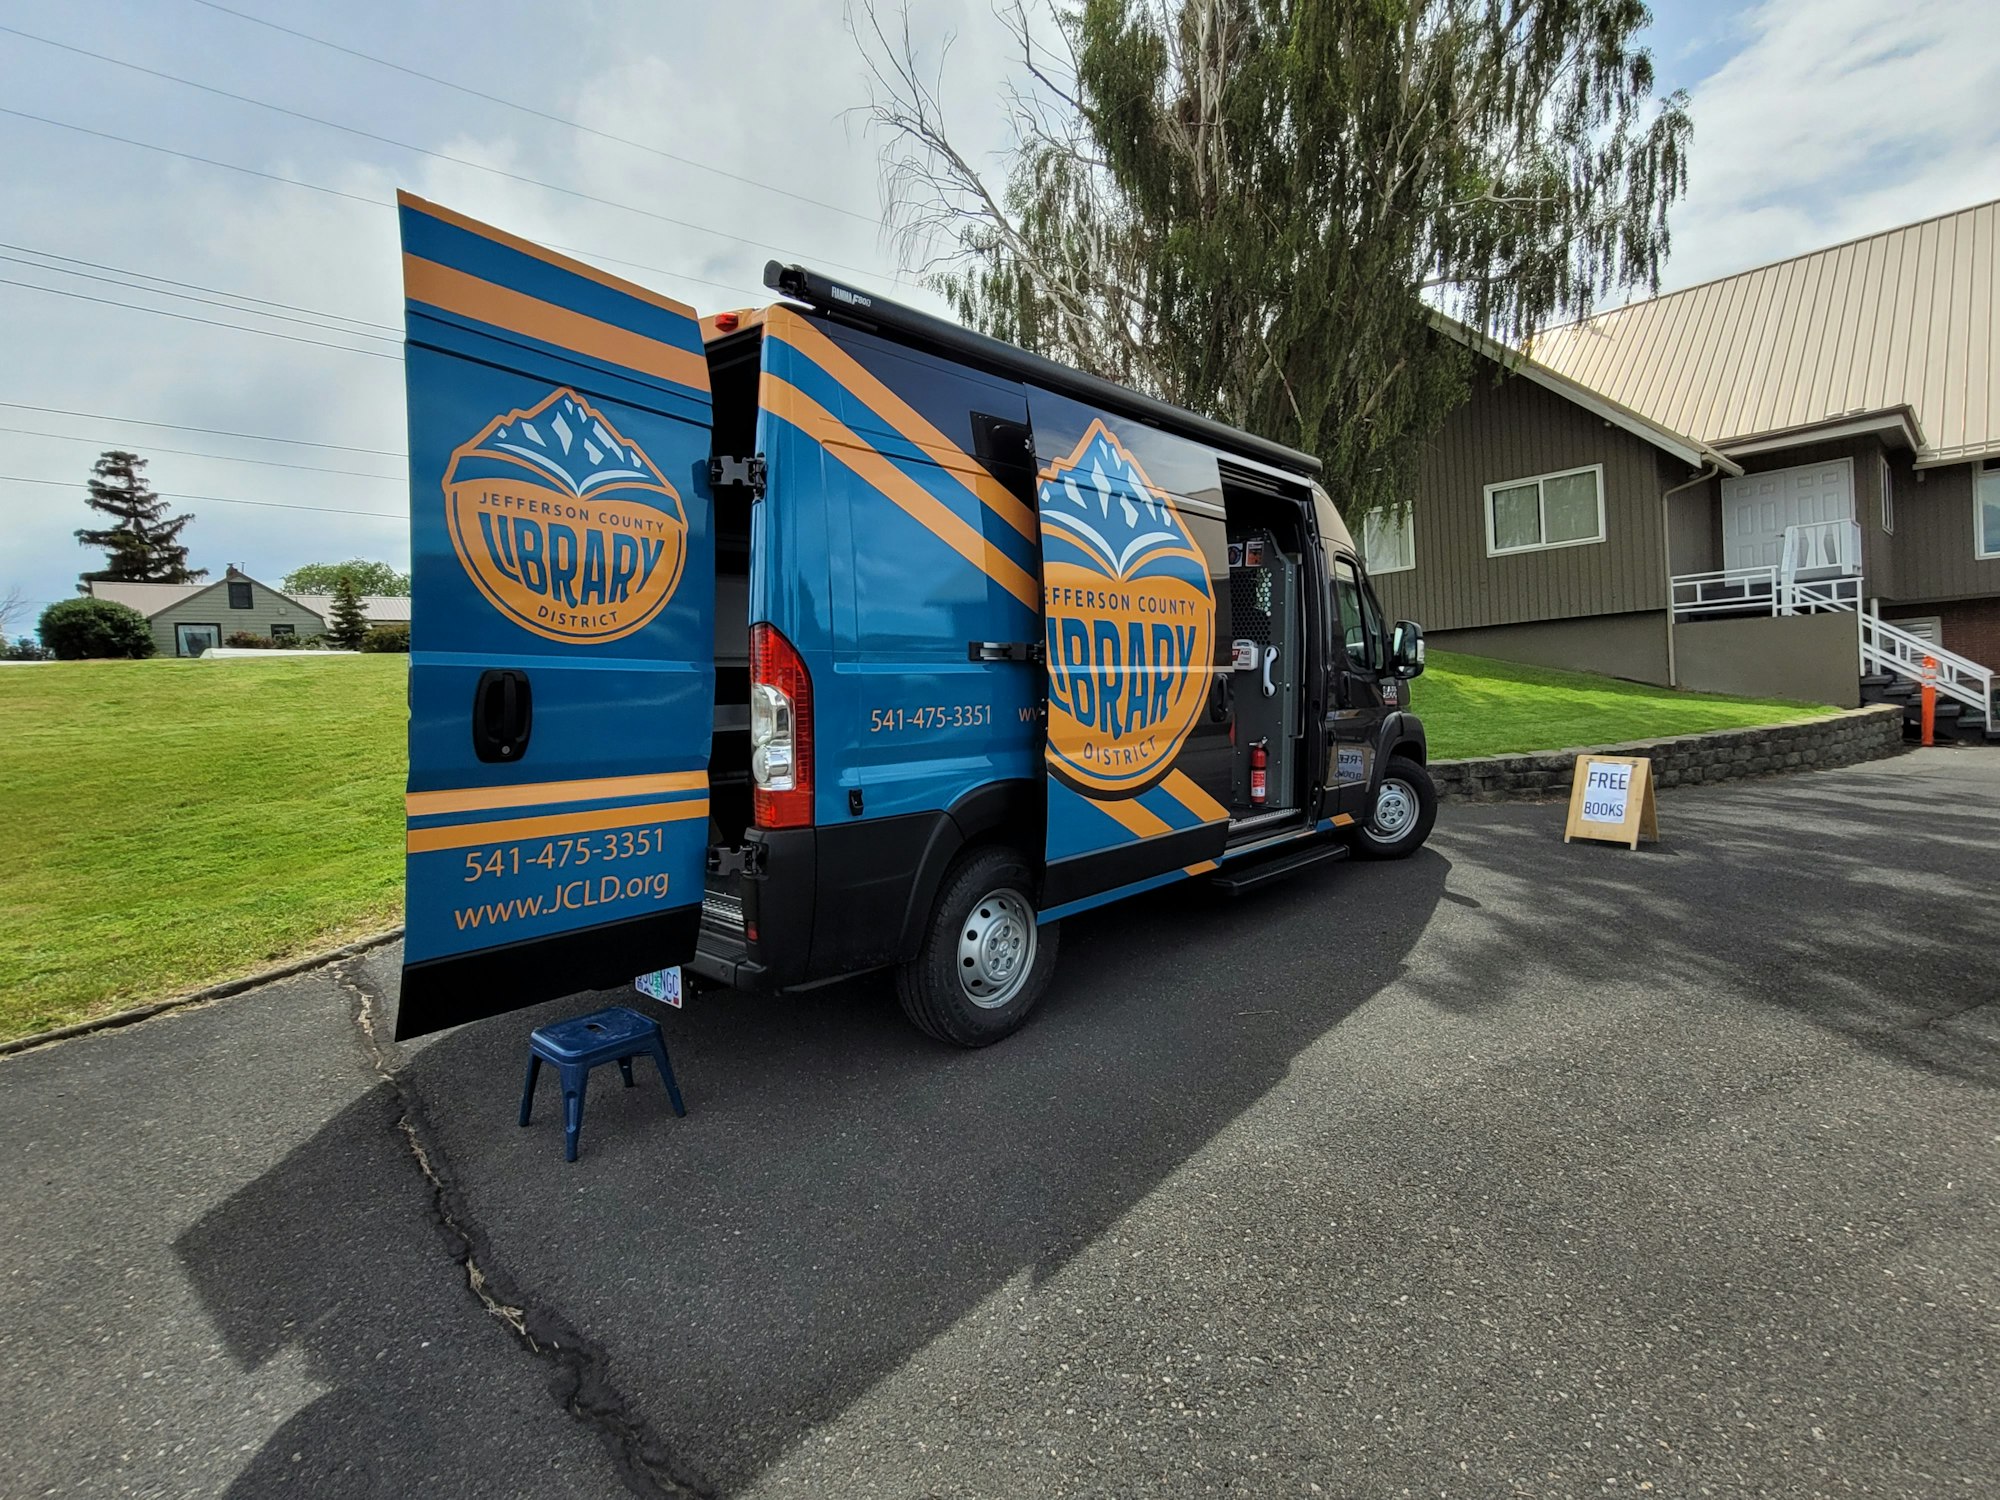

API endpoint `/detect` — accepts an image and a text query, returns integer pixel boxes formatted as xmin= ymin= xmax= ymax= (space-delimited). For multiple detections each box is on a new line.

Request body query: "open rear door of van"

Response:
xmin=394 ymin=194 xmax=714 ymax=1040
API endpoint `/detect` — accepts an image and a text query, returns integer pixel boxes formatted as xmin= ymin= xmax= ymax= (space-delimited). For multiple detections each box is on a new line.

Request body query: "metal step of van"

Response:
xmin=1209 ymin=839 xmax=1348 ymax=896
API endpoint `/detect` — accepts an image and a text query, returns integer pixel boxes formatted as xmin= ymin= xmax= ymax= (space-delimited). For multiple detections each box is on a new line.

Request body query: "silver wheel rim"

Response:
xmin=956 ymin=888 xmax=1037 ymax=1009
xmin=1367 ymin=778 xmax=1418 ymax=842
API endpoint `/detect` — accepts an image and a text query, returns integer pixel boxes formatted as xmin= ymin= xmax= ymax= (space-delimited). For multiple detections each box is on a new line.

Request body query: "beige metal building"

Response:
xmin=1362 ymin=199 xmax=2000 ymax=735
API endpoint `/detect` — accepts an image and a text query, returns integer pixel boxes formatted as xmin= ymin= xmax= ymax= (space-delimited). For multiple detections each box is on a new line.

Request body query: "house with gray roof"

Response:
xmin=86 ymin=567 xmax=409 ymax=657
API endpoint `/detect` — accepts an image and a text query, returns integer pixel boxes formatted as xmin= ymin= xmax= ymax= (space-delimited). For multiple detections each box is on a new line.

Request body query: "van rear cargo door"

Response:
xmin=1031 ymin=397 xmax=1231 ymax=914
xmin=394 ymin=194 xmax=715 ymax=1040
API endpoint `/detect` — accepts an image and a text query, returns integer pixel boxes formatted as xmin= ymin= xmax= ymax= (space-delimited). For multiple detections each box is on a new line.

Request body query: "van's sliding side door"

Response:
xmin=1030 ymin=395 xmax=1231 ymax=914
xmin=394 ymin=194 xmax=716 ymax=1040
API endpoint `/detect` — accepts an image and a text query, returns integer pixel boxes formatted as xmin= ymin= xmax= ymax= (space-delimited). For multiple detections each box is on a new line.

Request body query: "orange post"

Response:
xmin=1920 ymin=654 xmax=1938 ymax=746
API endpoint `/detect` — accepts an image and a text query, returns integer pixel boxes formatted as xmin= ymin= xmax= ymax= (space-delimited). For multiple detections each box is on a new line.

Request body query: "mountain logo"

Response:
xmin=441 ymin=389 xmax=687 ymax=644
xmin=1038 ymin=419 xmax=1216 ymax=799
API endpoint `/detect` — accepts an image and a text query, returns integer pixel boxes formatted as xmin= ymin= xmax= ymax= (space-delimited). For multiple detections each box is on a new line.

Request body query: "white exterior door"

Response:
xmin=1720 ymin=459 xmax=1854 ymax=570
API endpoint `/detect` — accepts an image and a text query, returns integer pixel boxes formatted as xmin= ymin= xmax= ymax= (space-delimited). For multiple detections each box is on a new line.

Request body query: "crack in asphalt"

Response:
xmin=336 ymin=961 xmax=713 ymax=1499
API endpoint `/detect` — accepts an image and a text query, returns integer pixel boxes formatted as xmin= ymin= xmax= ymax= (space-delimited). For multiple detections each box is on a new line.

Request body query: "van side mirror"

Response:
xmin=1390 ymin=621 xmax=1426 ymax=679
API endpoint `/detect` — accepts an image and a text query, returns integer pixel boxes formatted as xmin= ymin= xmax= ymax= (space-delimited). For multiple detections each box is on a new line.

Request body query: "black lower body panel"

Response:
xmin=394 ymin=904 xmax=700 ymax=1040
xmin=693 ymin=810 xmax=968 ymax=992
xmin=1041 ymin=821 xmax=1224 ymax=910
xmin=811 ymin=810 xmax=957 ymax=976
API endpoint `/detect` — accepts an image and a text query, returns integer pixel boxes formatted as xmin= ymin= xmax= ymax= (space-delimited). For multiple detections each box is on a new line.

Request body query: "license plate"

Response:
xmin=633 ymin=966 xmax=682 ymax=1008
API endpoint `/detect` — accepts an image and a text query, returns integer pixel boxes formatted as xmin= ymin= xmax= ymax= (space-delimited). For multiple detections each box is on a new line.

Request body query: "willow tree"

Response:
xmin=856 ymin=0 xmax=1689 ymax=518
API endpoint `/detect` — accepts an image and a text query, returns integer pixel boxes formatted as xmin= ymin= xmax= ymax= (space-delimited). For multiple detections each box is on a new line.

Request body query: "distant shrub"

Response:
xmin=38 ymin=598 xmax=155 ymax=660
xmin=361 ymin=624 xmax=410 ymax=654
xmin=217 ymin=631 xmax=329 ymax=650
xmin=3 ymin=636 xmax=52 ymax=661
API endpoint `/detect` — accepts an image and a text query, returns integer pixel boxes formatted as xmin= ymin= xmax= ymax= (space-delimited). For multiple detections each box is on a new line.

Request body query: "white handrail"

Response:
xmin=1861 ymin=612 xmax=1993 ymax=717
xmin=1784 ymin=519 xmax=1863 ymax=578
xmin=1671 ymin=543 xmax=1992 ymax=717
xmin=1786 ymin=576 xmax=1862 ymax=613
xmin=1778 ymin=520 xmax=1862 ymax=616
xmin=1669 ymin=565 xmax=1859 ymax=618
xmin=1672 ymin=565 xmax=1778 ymax=617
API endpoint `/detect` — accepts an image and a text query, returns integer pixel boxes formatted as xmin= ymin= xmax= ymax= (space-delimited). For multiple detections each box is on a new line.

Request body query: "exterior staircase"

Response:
xmin=1859 ymin=673 xmax=2000 ymax=744
xmin=1671 ymin=521 xmax=1997 ymax=744
xmin=1857 ymin=614 xmax=1999 ymax=745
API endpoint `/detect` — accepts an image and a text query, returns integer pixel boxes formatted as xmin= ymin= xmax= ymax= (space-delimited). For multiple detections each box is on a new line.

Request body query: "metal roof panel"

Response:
xmin=1531 ymin=197 xmax=2000 ymax=463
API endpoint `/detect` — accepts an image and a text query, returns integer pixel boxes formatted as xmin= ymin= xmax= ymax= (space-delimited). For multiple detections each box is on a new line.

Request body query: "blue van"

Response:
xmin=393 ymin=195 xmax=1433 ymax=1046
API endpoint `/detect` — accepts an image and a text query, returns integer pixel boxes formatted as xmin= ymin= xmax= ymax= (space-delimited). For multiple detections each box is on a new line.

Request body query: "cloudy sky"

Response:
xmin=4 ymin=0 xmax=1999 ymax=632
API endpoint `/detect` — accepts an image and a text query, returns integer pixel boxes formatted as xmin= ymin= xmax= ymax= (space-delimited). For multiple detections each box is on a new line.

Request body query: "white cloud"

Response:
xmin=1663 ymin=0 xmax=2000 ymax=289
xmin=0 ymin=0 xmax=1011 ymax=627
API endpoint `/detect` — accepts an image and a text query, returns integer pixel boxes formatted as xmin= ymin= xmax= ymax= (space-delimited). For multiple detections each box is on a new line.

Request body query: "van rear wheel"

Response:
xmin=896 ymin=846 xmax=1058 ymax=1047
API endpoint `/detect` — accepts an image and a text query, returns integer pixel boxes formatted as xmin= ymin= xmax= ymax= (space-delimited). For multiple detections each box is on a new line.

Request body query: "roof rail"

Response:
xmin=763 ymin=261 xmax=1322 ymax=478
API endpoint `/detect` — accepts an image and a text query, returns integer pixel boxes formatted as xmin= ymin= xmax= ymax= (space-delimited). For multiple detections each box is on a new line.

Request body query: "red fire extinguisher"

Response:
xmin=1250 ymin=739 xmax=1269 ymax=806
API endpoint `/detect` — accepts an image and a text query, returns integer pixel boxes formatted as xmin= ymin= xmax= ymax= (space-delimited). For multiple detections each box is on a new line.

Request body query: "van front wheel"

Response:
xmin=1352 ymin=754 xmax=1438 ymax=859
xmin=896 ymin=846 xmax=1059 ymax=1047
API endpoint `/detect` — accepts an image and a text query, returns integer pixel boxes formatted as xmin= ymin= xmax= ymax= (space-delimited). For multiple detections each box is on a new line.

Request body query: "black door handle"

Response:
xmin=472 ymin=669 xmax=533 ymax=763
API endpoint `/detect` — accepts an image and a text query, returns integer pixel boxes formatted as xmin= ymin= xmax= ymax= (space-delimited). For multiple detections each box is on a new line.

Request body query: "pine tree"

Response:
xmin=327 ymin=571 xmax=369 ymax=650
xmin=75 ymin=450 xmax=206 ymax=584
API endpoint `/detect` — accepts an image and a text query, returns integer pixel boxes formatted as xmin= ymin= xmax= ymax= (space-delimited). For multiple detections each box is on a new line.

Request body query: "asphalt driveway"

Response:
xmin=3 ymin=749 xmax=1996 ymax=1498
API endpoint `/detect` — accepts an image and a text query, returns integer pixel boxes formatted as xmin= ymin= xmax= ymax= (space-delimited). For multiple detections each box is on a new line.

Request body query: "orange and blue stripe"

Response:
xmin=397 ymin=191 xmax=710 ymax=412
xmin=404 ymin=770 xmax=710 ymax=854
xmin=756 ymin=306 xmax=1041 ymax=614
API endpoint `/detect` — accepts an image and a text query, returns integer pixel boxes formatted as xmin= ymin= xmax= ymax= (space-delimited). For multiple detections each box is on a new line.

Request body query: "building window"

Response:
xmin=270 ymin=623 xmax=296 ymax=641
xmin=1880 ymin=455 xmax=1894 ymax=534
xmin=1483 ymin=464 xmax=1605 ymax=556
xmin=227 ymin=581 xmax=253 ymax=609
xmin=1979 ymin=465 xmax=2000 ymax=560
xmin=174 ymin=623 xmax=221 ymax=657
xmin=1360 ymin=506 xmax=1415 ymax=575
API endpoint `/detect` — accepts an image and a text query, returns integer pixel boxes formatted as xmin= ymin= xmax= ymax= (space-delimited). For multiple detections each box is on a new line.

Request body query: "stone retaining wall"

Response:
xmin=1430 ymin=704 xmax=1905 ymax=803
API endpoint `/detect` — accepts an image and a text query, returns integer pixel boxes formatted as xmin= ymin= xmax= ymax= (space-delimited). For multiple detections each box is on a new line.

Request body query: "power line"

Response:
xmin=0 ymin=402 xmax=405 ymax=457
xmin=0 ymin=241 xmax=398 ymax=333
xmin=3 ymin=473 xmax=403 ymax=519
xmin=187 ymin=0 xmax=878 ymax=227
xmin=0 ymin=425 xmax=403 ymax=480
xmin=0 ymin=108 xmax=772 ymax=303
xmin=0 ymin=107 xmax=382 ymax=205
xmin=0 ymin=24 xmax=885 ymax=282
xmin=0 ymin=274 xmax=403 ymax=359
xmin=0 ymin=251 xmax=404 ymax=342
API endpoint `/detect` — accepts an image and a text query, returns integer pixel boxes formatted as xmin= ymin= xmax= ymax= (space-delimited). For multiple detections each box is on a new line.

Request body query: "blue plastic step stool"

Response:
xmin=519 ymin=1006 xmax=685 ymax=1162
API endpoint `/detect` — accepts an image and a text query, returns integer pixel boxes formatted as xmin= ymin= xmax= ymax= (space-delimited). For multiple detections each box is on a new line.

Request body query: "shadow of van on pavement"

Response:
xmin=161 ymin=755 xmax=2000 ymax=1498
xmin=179 ymin=846 xmax=1449 ymax=1497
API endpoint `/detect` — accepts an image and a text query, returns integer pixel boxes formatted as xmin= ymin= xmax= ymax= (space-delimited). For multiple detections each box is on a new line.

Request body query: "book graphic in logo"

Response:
xmin=442 ymin=389 xmax=687 ymax=644
xmin=1039 ymin=419 xmax=1216 ymax=798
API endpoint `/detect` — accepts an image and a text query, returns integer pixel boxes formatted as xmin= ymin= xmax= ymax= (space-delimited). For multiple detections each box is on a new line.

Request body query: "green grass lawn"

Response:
xmin=1416 ymin=649 xmax=1834 ymax=760
xmin=0 ymin=657 xmax=406 ymax=1041
xmin=0 ymin=648 xmax=1836 ymax=1042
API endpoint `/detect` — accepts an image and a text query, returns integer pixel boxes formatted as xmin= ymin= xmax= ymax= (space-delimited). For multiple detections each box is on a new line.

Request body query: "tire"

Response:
xmin=895 ymin=845 xmax=1059 ymax=1047
xmin=1351 ymin=754 xmax=1437 ymax=860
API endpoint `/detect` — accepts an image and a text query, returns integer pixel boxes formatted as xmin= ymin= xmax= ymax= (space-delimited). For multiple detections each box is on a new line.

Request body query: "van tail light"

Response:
xmin=749 ymin=622 xmax=813 ymax=829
